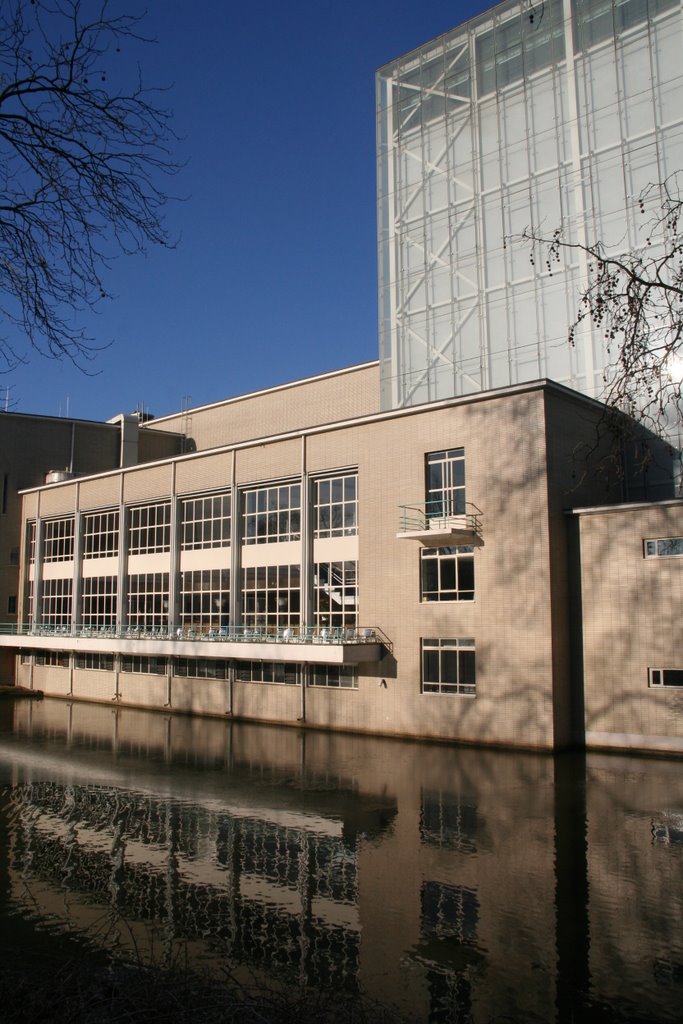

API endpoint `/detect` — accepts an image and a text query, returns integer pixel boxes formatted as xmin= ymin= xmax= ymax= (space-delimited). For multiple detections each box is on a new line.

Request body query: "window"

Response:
xmin=127 ymin=573 xmax=169 ymax=629
xmin=81 ymin=576 xmax=117 ymax=628
xmin=235 ymin=661 xmax=300 ymax=685
xmin=644 ymin=537 xmax=683 ymax=559
xmin=421 ymin=547 xmax=474 ymax=601
xmin=174 ymin=658 xmax=230 ymax=680
xmin=41 ymin=578 xmax=73 ymax=628
xmin=24 ymin=580 xmax=33 ymax=625
xmin=181 ymin=493 xmax=231 ymax=550
xmin=422 ymin=638 xmax=476 ymax=695
xmin=243 ymin=483 xmax=301 ymax=545
xmin=128 ymin=502 xmax=171 ymax=554
xmin=314 ymin=474 xmax=357 ymax=538
xmin=180 ymin=569 xmax=230 ymax=633
xmin=75 ymin=652 xmax=114 ymax=671
xmin=35 ymin=650 xmax=69 ymax=668
xmin=426 ymin=449 xmax=465 ymax=518
xmin=7 ymin=595 xmax=16 ymax=615
xmin=649 ymin=668 xmax=683 ymax=688
xmin=242 ymin=564 xmax=300 ymax=631
xmin=309 ymin=665 xmax=358 ymax=689
xmin=27 ymin=522 xmax=36 ymax=564
xmin=121 ymin=655 xmax=167 ymax=675
xmin=314 ymin=561 xmax=358 ymax=629
xmin=476 ymin=0 xmax=565 ymax=97
xmin=83 ymin=510 xmax=119 ymax=558
xmin=43 ymin=517 xmax=75 ymax=562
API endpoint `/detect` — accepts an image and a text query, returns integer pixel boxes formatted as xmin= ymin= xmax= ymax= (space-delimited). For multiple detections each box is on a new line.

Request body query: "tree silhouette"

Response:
xmin=524 ymin=175 xmax=683 ymax=446
xmin=0 ymin=0 xmax=177 ymax=370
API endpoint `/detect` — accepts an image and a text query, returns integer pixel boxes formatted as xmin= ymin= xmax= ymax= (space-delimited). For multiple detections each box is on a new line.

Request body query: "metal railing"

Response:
xmin=0 ymin=622 xmax=389 ymax=647
xmin=397 ymin=499 xmax=483 ymax=535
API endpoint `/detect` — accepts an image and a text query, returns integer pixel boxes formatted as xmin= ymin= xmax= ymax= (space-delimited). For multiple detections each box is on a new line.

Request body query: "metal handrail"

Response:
xmin=397 ymin=500 xmax=483 ymax=534
xmin=0 ymin=622 xmax=389 ymax=647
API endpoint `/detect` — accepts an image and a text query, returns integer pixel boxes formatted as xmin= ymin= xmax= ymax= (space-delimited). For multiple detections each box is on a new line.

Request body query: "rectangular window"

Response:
xmin=476 ymin=0 xmax=565 ymax=97
xmin=27 ymin=522 xmax=36 ymax=564
xmin=74 ymin=652 xmax=114 ymax=671
xmin=234 ymin=661 xmax=300 ymax=685
xmin=83 ymin=510 xmax=119 ymax=558
xmin=314 ymin=474 xmax=357 ymax=538
xmin=649 ymin=668 xmax=683 ymax=688
xmin=309 ymin=665 xmax=358 ymax=689
xmin=426 ymin=449 xmax=465 ymax=518
xmin=181 ymin=492 xmax=231 ymax=549
xmin=421 ymin=547 xmax=474 ymax=601
xmin=35 ymin=650 xmax=69 ymax=668
xmin=128 ymin=502 xmax=171 ymax=554
xmin=180 ymin=569 xmax=230 ymax=633
xmin=644 ymin=537 xmax=683 ymax=559
xmin=174 ymin=658 xmax=230 ymax=680
xmin=241 ymin=564 xmax=300 ymax=632
xmin=314 ymin=561 xmax=358 ymax=629
xmin=242 ymin=483 xmax=301 ymax=545
xmin=7 ymin=595 xmax=17 ymax=615
xmin=81 ymin=576 xmax=117 ymax=628
xmin=41 ymin=578 xmax=73 ymax=627
xmin=24 ymin=580 xmax=33 ymax=625
xmin=121 ymin=655 xmax=167 ymax=675
xmin=127 ymin=573 xmax=169 ymax=629
xmin=43 ymin=518 xmax=75 ymax=562
xmin=422 ymin=638 xmax=476 ymax=695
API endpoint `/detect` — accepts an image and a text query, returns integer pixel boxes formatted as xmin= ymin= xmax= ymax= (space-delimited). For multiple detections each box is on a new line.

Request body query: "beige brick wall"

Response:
xmin=578 ymin=502 xmax=683 ymax=751
xmin=147 ymin=363 xmax=380 ymax=452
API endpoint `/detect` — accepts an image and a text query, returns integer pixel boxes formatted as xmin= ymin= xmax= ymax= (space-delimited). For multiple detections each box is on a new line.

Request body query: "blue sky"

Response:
xmin=5 ymin=0 xmax=490 ymax=421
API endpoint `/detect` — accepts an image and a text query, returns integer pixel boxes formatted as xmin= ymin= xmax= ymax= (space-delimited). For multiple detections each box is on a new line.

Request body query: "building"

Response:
xmin=376 ymin=0 xmax=683 ymax=440
xmin=0 ymin=1 xmax=682 ymax=754
xmin=0 ymin=411 xmax=183 ymax=681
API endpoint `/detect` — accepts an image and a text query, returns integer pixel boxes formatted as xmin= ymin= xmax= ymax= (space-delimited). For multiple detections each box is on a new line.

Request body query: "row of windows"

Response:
xmin=22 ymin=650 xmax=357 ymax=688
xmin=28 ymin=474 xmax=359 ymax=562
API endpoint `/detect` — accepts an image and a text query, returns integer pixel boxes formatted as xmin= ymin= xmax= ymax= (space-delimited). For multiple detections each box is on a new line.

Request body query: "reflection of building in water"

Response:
xmin=4 ymin=679 xmax=683 ymax=1021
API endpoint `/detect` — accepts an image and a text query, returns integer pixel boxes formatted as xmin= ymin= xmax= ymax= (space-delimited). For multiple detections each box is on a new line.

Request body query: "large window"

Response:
xmin=43 ymin=517 xmax=75 ymax=562
xmin=81 ymin=576 xmax=117 ymax=628
xmin=121 ymin=655 xmax=167 ymax=675
xmin=180 ymin=569 xmax=230 ymax=632
xmin=181 ymin=493 xmax=231 ymax=550
xmin=422 ymin=638 xmax=476 ymax=695
xmin=27 ymin=522 xmax=36 ymax=564
xmin=75 ymin=652 xmax=114 ymax=671
xmin=129 ymin=502 xmax=171 ymax=555
xmin=41 ymin=578 xmax=72 ymax=627
xmin=426 ymin=449 xmax=465 ymax=518
xmin=83 ymin=510 xmax=119 ymax=558
xmin=174 ymin=658 xmax=230 ymax=680
xmin=314 ymin=561 xmax=358 ymax=629
xmin=314 ymin=474 xmax=357 ymax=538
xmin=421 ymin=547 xmax=474 ymax=601
xmin=476 ymin=0 xmax=565 ymax=97
xmin=242 ymin=564 xmax=300 ymax=631
xmin=127 ymin=573 xmax=169 ymax=629
xmin=243 ymin=484 xmax=301 ymax=545
xmin=309 ymin=665 xmax=358 ymax=689
xmin=35 ymin=650 xmax=70 ymax=668
xmin=235 ymin=661 xmax=299 ymax=685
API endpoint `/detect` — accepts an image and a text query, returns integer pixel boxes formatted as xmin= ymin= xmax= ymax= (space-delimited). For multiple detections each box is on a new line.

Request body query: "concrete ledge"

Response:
xmin=586 ymin=730 xmax=683 ymax=755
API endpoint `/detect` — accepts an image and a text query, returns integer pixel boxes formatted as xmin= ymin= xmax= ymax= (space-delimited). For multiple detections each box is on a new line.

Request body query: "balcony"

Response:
xmin=396 ymin=501 xmax=483 ymax=545
xmin=0 ymin=622 xmax=389 ymax=666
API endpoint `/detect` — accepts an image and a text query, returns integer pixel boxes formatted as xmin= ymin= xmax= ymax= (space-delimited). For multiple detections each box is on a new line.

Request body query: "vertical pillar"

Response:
xmin=116 ymin=473 xmax=127 ymax=633
xmin=72 ymin=484 xmax=82 ymax=631
xmin=229 ymin=450 xmax=239 ymax=630
xmin=168 ymin=462 xmax=179 ymax=635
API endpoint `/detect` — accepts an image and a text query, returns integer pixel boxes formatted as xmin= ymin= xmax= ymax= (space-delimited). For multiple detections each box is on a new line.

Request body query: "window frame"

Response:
xmin=420 ymin=546 xmax=475 ymax=602
xmin=421 ymin=637 xmax=476 ymax=696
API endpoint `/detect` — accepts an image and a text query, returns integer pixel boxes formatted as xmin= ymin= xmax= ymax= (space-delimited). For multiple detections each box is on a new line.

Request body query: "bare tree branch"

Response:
xmin=522 ymin=175 xmax=683 ymax=445
xmin=0 ymin=0 xmax=178 ymax=370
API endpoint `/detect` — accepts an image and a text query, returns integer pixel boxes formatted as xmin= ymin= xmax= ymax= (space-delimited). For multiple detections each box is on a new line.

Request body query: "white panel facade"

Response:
xmin=377 ymin=0 xmax=683 ymax=440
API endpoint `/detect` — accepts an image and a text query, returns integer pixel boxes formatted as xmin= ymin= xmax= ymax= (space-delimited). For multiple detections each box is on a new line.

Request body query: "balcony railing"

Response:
xmin=0 ymin=622 xmax=390 ymax=648
xmin=397 ymin=500 xmax=482 ymax=541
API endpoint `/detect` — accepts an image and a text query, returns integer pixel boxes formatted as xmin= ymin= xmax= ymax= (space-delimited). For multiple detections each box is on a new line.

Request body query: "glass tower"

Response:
xmin=377 ymin=0 xmax=683 ymax=417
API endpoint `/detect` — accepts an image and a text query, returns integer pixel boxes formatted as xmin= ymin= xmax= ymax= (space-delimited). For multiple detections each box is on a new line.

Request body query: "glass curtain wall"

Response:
xmin=377 ymin=0 xmax=682 ymax=449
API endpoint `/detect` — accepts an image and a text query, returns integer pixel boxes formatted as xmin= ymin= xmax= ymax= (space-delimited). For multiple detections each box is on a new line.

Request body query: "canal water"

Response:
xmin=0 ymin=698 xmax=681 ymax=1023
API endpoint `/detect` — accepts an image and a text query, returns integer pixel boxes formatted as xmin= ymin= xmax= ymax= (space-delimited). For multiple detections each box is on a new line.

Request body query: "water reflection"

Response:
xmin=0 ymin=699 xmax=681 ymax=1023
